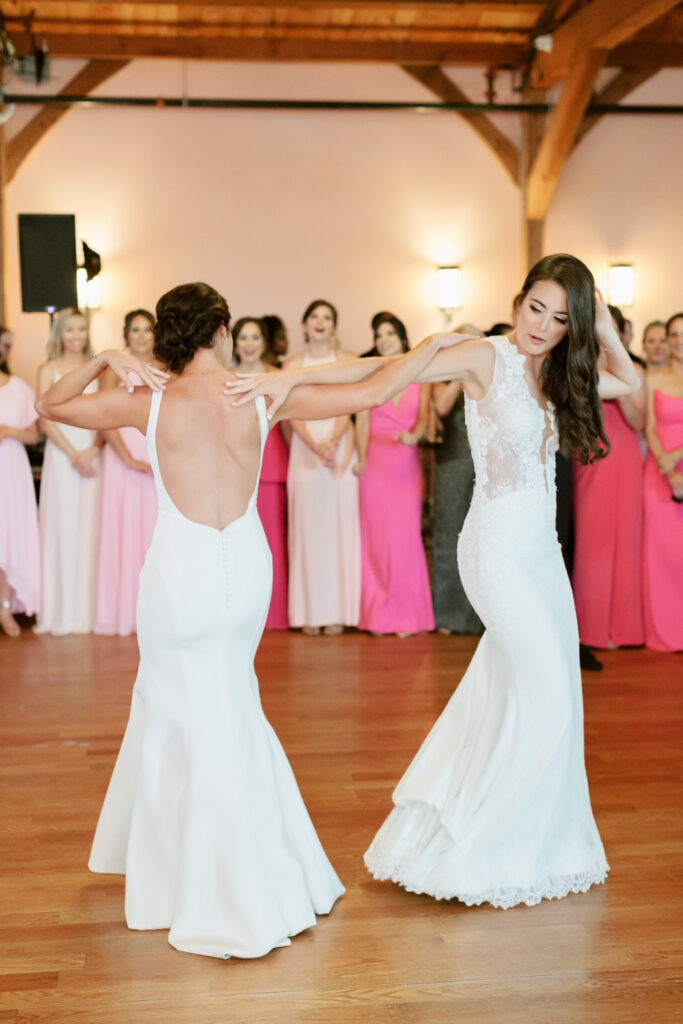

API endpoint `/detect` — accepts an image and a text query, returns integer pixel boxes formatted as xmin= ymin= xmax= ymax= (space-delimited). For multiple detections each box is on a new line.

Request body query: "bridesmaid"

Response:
xmin=233 ymin=316 xmax=290 ymax=629
xmin=643 ymin=321 xmax=669 ymax=373
xmin=35 ymin=308 xmax=100 ymax=635
xmin=642 ymin=311 xmax=683 ymax=651
xmin=572 ymin=311 xmax=647 ymax=648
xmin=94 ymin=309 xmax=158 ymax=636
xmin=0 ymin=337 xmax=41 ymax=636
xmin=286 ymin=300 xmax=360 ymax=635
xmin=355 ymin=314 xmax=433 ymax=636
xmin=262 ymin=315 xmax=289 ymax=365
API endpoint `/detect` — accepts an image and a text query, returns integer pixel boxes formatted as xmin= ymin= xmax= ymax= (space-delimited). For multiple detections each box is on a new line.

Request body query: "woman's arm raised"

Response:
xmin=36 ymin=350 xmax=168 ymax=432
xmin=594 ymin=292 xmax=641 ymax=400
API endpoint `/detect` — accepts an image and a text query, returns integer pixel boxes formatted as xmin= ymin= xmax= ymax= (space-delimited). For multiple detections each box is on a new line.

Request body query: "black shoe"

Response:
xmin=579 ymin=644 xmax=603 ymax=672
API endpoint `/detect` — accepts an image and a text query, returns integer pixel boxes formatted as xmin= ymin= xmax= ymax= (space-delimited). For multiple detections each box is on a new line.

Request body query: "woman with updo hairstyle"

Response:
xmin=0 ymin=327 xmax=41 ymax=636
xmin=94 ymin=309 xmax=158 ymax=635
xmin=35 ymin=307 xmax=100 ymax=634
xmin=228 ymin=253 xmax=640 ymax=908
xmin=641 ymin=311 xmax=683 ymax=650
xmin=285 ymin=299 xmax=360 ymax=635
xmin=571 ymin=304 xmax=647 ymax=650
xmin=35 ymin=279 xmax=430 ymax=957
xmin=232 ymin=315 xmax=290 ymax=629
xmin=354 ymin=313 xmax=433 ymax=636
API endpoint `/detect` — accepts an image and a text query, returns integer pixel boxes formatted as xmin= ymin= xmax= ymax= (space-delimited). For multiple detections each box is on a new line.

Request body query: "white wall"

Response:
xmin=4 ymin=60 xmax=682 ymax=385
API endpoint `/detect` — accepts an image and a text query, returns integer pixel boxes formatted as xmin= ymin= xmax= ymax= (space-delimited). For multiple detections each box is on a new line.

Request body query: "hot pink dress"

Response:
xmin=0 ymin=376 xmax=41 ymax=614
xmin=257 ymin=424 xmax=289 ymax=629
xmin=572 ymin=400 xmax=644 ymax=648
xmin=94 ymin=427 xmax=157 ymax=636
xmin=358 ymin=383 xmax=434 ymax=634
xmin=642 ymin=390 xmax=683 ymax=651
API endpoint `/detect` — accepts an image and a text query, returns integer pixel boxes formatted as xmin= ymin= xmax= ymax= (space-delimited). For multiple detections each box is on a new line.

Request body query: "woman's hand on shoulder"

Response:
xmin=224 ymin=368 xmax=299 ymax=419
xmin=100 ymin=349 xmax=169 ymax=393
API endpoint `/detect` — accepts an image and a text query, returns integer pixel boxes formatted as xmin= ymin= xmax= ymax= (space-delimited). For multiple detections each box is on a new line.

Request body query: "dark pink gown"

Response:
xmin=358 ymin=383 xmax=434 ymax=634
xmin=642 ymin=390 xmax=683 ymax=652
xmin=257 ymin=424 xmax=289 ymax=629
xmin=572 ymin=400 xmax=644 ymax=648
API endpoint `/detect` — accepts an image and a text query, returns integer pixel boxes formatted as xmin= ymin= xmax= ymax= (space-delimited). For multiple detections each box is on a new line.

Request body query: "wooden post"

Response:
xmin=521 ymin=88 xmax=547 ymax=275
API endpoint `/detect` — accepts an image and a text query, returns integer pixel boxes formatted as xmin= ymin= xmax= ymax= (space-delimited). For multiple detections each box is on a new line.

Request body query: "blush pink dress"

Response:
xmin=287 ymin=351 xmax=360 ymax=629
xmin=572 ymin=401 xmax=644 ymax=648
xmin=642 ymin=390 xmax=683 ymax=652
xmin=94 ymin=426 xmax=158 ymax=636
xmin=0 ymin=376 xmax=41 ymax=614
xmin=257 ymin=424 xmax=289 ymax=629
xmin=358 ymin=384 xmax=434 ymax=634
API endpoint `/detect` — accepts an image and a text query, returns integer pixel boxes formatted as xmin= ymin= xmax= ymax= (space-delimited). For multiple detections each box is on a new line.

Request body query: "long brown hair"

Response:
xmin=517 ymin=254 xmax=609 ymax=465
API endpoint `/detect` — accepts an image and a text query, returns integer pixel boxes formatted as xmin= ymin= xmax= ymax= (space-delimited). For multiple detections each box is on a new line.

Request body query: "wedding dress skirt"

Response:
xmin=364 ymin=336 xmax=609 ymax=908
xmin=89 ymin=392 xmax=344 ymax=957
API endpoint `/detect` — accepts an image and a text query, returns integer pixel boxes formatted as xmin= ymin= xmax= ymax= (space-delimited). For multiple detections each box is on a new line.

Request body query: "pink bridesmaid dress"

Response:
xmin=287 ymin=352 xmax=360 ymax=629
xmin=572 ymin=400 xmax=644 ymax=648
xmin=0 ymin=376 xmax=41 ymax=614
xmin=257 ymin=424 xmax=289 ymax=629
xmin=94 ymin=426 xmax=157 ymax=636
xmin=642 ymin=390 xmax=683 ymax=651
xmin=358 ymin=383 xmax=434 ymax=634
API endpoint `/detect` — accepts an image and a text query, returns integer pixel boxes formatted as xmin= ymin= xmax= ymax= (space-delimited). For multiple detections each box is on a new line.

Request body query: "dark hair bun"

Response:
xmin=154 ymin=283 xmax=230 ymax=373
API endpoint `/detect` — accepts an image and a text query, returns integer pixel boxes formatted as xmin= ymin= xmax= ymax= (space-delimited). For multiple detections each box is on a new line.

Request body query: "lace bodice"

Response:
xmin=464 ymin=336 xmax=558 ymax=510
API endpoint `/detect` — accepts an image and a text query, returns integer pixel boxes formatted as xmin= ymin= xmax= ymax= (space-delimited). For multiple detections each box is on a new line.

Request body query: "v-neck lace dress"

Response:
xmin=364 ymin=336 xmax=609 ymax=908
xmin=89 ymin=391 xmax=344 ymax=958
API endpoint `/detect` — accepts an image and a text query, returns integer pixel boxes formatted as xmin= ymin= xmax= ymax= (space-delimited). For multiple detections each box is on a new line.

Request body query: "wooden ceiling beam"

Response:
xmin=5 ymin=33 xmax=527 ymax=64
xmin=526 ymin=46 xmax=606 ymax=219
xmin=573 ymin=66 xmax=659 ymax=147
xmin=5 ymin=59 xmax=129 ymax=183
xmin=402 ymin=64 xmax=519 ymax=185
xmin=531 ymin=0 xmax=681 ymax=86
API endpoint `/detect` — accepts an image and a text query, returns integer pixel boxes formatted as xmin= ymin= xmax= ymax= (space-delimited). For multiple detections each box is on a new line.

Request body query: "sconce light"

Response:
xmin=608 ymin=264 xmax=634 ymax=308
xmin=77 ymin=240 xmax=102 ymax=310
xmin=436 ymin=266 xmax=463 ymax=314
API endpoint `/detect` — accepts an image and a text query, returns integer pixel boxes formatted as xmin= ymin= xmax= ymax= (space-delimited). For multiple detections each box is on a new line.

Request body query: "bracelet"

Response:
xmin=91 ymin=351 xmax=104 ymax=369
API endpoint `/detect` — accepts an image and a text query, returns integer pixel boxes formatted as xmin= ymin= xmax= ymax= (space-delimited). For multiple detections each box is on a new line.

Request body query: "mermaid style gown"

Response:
xmin=89 ymin=392 xmax=344 ymax=958
xmin=365 ymin=336 xmax=609 ymax=908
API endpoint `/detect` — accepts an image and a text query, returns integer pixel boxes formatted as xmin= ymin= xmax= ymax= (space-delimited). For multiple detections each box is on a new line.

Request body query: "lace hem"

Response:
xmin=364 ymin=850 xmax=609 ymax=909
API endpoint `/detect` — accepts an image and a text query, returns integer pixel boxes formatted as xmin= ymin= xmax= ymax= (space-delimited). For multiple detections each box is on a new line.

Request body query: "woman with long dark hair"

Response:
xmin=354 ymin=313 xmax=433 ymax=636
xmin=37 ymin=280 xmax=469 ymax=956
xmin=228 ymin=253 xmax=639 ymax=907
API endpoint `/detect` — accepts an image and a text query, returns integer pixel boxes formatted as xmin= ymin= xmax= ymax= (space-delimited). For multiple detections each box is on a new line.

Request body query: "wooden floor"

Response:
xmin=1 ymin=629 xmax=681 ymax=1023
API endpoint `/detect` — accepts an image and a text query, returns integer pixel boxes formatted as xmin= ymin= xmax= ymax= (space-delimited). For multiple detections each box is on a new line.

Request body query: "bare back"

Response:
xmin=154 ymin=369 xmax=263 ymax=531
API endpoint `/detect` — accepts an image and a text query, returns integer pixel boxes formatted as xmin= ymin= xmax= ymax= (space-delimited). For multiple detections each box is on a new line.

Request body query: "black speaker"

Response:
xmin=18 ymin=213 xmax=78 ymax=313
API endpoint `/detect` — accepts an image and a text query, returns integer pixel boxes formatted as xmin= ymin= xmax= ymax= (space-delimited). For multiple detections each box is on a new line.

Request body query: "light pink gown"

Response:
xmin=572 ymin=400 xmax=644 ymax=648
xmin=0 ymin=376 xmax=41 ymax=614
xmin=642 ymin=390 xmax=683 ymax=652
xmin=358 ymin=384 xmax=434 ymax=634
xmin=287 ymin=351 xmax=360 ymax=628
xmin=94 ymin=427 xmax=157 ymax=636
xmin=257 ymin=424 xmax=289 ymax=629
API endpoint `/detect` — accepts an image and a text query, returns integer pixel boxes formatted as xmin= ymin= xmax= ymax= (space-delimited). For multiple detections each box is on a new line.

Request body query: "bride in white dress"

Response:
xmin=36 ymin=281 xmax=456 ymax=958
xmin=227 ymin=254 xmax=640 ymax=908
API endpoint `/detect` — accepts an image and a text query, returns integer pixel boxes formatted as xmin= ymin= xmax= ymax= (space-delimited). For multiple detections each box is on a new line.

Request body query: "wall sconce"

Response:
xmin=77 ymin=240 xmax=102 ymax=310
xmin=436 ymin=266 xmax=463 ymax=315
xmin=608 ymin=264 xmax=634 ymax=308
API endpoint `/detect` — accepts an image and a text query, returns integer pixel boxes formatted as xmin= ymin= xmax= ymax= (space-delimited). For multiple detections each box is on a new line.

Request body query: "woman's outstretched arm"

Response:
xmin=36 ymin=350 xmax=168 ymax=432
xmin=270 ymin=335 xmax=492 ymax=424
xmin=226 ymin=332 xmax=480 ymax=416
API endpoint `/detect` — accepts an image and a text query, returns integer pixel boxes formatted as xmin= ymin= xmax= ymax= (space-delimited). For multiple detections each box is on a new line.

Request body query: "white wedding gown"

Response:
xmin=365 ymin=336 xmax=609 ymax=908
xmin=89 ymin=392 xmax=344 ymax=957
